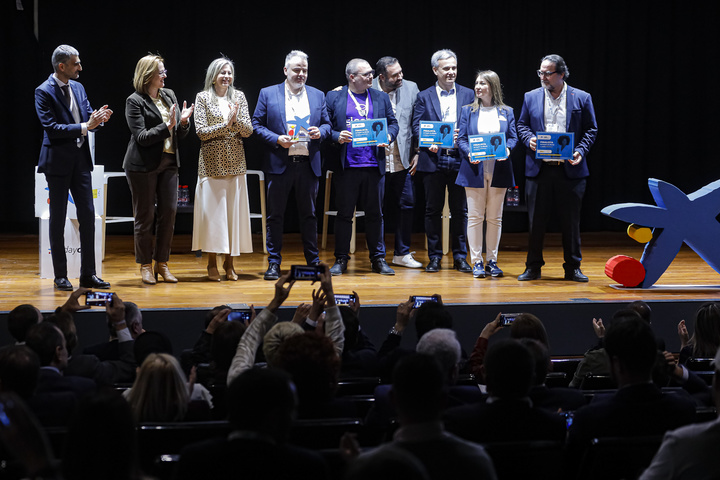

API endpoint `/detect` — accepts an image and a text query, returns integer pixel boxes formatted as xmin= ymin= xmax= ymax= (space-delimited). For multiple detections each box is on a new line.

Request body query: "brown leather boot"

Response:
xmin=155 ymin=262 xmax=178 ymax=283
xmin=141 ymin=264 xmax=156 ymax=285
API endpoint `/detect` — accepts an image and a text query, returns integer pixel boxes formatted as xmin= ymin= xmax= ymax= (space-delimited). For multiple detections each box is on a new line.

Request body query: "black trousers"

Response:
xmin=525 ymin=164 xmax=586 ymax=271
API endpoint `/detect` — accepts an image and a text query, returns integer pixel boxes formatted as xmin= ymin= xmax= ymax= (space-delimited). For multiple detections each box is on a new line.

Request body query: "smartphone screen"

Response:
xmin=501 ymin=313 xmax=521 ymax=326
xmin=85 ymin=291 xmax=114 ymax=306
xmin=411 ymin=295 xmax=438 ymax=309
xmin=290 ymin=265 xmax=321 ymax=281
xmin=334 ymin=294 xmax=356 ymax=305
xmin=228 ymin=311 xmax=251 ymax=322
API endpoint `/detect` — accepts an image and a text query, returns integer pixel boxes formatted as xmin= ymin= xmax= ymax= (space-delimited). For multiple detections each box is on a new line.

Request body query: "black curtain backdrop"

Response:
xmin=4 ymin=1 xmax=720 ymax=234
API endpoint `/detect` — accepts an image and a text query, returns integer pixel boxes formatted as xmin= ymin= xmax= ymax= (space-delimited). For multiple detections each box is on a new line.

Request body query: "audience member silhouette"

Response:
xmin=678 ymin=301 xmax=720 ymax=365
xmin=62 ymin=390 xmax=147 ymax=480
xmin=568 ymin=316 xmax=696 ymax=449
xmin=640 ymin=346 xmax=720 ymax=480
xmin=24 ymin=321 xmax=96 ymax=426
xmin=347 ymin=353 xmax=496 ymax=479
xmin=444 ymin=338 xmax=566 ymax=443
xmin=177 ymin=367 xmax=329 ymax=480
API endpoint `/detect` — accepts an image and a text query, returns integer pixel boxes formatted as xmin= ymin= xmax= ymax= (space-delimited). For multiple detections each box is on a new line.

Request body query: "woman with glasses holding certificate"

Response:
xmin=457 ymin=70 xmax=517 ymax=279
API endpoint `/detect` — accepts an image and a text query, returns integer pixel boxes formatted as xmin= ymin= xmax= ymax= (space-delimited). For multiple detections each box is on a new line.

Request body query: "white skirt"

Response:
xmin=191 ymin=174 xmax=253 ymax=256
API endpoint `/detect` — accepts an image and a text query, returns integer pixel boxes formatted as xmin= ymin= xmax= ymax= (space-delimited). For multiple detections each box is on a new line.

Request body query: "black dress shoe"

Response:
xmin=329 ymin=258 xmax=348 ymax=276
xmin=79 ymin=275 xmax=111 ymax=289
xmin=565 ymin=268 xmax=589 ymax=282
xmin=425 ymin=257 xmax=442 ymax=273
xmin=264 ymin=263 xmax=280 ymax=281
xmin=453 ymin=258 xmax=473 ymax=273
xmin=54 ymin=277 xmax=73 ymax=291
xmin=518 ymin=268 xmax=541 ymax=281
xmin=371 ymin=258 xmax=395 ymax=275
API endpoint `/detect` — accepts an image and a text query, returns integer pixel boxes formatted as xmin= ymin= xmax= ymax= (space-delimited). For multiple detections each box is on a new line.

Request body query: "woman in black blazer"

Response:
xmin=123 ymin=55 xmax=193 ymax=285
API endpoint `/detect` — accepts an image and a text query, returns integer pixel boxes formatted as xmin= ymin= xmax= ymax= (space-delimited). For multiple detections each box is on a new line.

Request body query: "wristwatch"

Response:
xmin=389 ymin=326 xmax=403 ymax=336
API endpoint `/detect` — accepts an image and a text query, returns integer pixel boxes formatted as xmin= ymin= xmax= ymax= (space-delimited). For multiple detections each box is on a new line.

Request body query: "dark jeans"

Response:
xmin=333 ymin=167 xmax=386 ymax=261
xmin=419 ymin=169 xmax=468 ymax=260
xmin=384 ymin=168 xmax=415 ymax=256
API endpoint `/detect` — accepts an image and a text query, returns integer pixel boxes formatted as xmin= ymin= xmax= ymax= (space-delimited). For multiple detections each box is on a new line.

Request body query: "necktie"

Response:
xmin=60 ymin=85 xmax=71 ymax=108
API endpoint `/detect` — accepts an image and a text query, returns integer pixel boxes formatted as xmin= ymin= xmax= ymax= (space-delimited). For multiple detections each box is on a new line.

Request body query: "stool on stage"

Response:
xmin=246 ymin=170 xmax=267 ymax=254
xmin=321 ymin=170 xmax=364 ymax=254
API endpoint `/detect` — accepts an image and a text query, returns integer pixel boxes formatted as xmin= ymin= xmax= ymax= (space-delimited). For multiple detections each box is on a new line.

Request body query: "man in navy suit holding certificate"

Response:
xmin=413 ymin=49 xmax=475 ymax=274
xmin=35 ymin=45 xmax=113 ymax=291
xmin=325 ymin=58 xmax=399 ymax=276
xmin=516 ymin=54 xmax=598 ymax=282
xmin=252 ymin=50 xmax=332 ymax=281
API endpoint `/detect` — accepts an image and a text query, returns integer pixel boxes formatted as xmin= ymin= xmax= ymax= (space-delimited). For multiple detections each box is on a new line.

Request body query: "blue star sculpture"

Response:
xmin=293 ymin=115 xmax=311 ymax=132
xmin=601 ymin=178 xmax=720 ymax=287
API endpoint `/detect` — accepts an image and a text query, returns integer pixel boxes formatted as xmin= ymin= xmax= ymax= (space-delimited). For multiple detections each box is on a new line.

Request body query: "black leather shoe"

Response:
xmin=329 ymin=258 xmax=347 ymax=276
xmin=565 ymin=268 xmax=589 ymax=282
xmin=54 ymin=277 xmax=73 ymax=291
xmin=308 ymin=259 xmax=321 ymax=266
xmin=453 ymin=258 xmax=473 ymax=273
xmin=371 ymin=258 xmax=395 ymax=275
xmin=518 ymin=268 xmax=541 ymax=281
xmin=425 ymin=257 xmax=442 ymax=273
xmin=79 ymin=275 xmax=111 ymax=289
xmin=264 ymin=263 xmax=280 ymax=281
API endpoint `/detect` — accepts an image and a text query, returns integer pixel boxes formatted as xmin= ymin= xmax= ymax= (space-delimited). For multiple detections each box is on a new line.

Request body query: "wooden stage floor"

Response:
xmin=2 ymin=232 xmax=719 ymax=312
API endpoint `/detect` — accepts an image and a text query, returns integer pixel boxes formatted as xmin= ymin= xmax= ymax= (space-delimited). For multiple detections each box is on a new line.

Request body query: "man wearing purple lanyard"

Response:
xmin=325 ymin=59 xmax=399 ymax=276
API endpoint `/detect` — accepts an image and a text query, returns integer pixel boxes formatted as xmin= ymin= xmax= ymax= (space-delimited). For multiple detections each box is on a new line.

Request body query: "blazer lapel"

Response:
xmin=565 ymin=86 xmax=576 ymax=131
xmin=429 ymin=90 xmax=442 ymax=121
xmin=275 ymin=83 xmax=287 ymax=133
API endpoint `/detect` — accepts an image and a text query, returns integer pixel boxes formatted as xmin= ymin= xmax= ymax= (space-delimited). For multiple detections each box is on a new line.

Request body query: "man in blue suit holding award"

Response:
xmin=516 ymin=54 xmax=598 ymax=282
xmin=35 ymin=45 xmax=113 ymax=291
xmin=252 ymin=50 xmax=332 ymax=281
xmin=413 ymin=49 xmax=475 ymax=274
xmin=325 ymin=58 xmax=399 ymax=276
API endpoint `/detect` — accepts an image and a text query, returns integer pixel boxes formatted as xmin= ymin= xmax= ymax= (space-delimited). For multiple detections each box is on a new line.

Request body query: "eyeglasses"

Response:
xmin=356 ymin=70 xmax=375 ymax=78
xmin=536 ymin=70 xmax=557 ymax=78
xmin=158 ymin=69 xmax=168 ymax=77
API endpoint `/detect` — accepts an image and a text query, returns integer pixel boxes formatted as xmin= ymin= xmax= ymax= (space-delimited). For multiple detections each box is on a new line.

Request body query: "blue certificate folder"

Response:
xmin=419 ymin=121 xmax=455 ymax=148
xmin=351 ymin=119 xmax=388 ymax=147
xmin=535 ymin=132 xmax=575 ymax=160
xmin=469 ymin=133 xmax=507 ymax=161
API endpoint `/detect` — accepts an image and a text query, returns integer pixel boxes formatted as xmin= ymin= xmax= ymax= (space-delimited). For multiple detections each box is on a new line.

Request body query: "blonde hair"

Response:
xmin=132 ymin=54 xmax=163 ymax=95
xmin=471 ymin=70 xmax=507 ymax=111
xmin=203 ymin=57 xmax=238 ymax=103
xmin=263 ymin=322 xmax=304 ymax=367
xmin=126 ymin=353 xmax=189 ymax=423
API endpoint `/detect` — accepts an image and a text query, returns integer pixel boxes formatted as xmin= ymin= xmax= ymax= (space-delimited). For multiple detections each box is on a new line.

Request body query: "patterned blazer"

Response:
xmin=194 ymin=89 xmax=253 ymax=177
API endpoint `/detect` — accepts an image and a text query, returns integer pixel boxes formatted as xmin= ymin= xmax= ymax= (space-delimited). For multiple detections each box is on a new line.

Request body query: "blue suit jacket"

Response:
xmin=325 ymin=86 xmax=399 ymax=175
xmin=516 ymin=85 xmax=598 ymax=179
xmin=252 ymin=83 xmax=331 ymax=177
xmin=35 ymin=74 xmax=96 ymax=175
xmin=412 ymin=84 xmax=475 ymax=173
xmin=456 ymin=105 xmax=517 ymax=189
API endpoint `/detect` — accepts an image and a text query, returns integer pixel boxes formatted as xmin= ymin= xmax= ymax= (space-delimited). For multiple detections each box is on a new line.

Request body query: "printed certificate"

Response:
xmin=351 ymin=119 xmax=388 ymax=147
xmin=535 ymin=132 xmax=574 ymax=160
xmin=469 ymin=133 xmax=507 ymax=161
xmin=419 ymin=121 xmax=455 ymax=148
